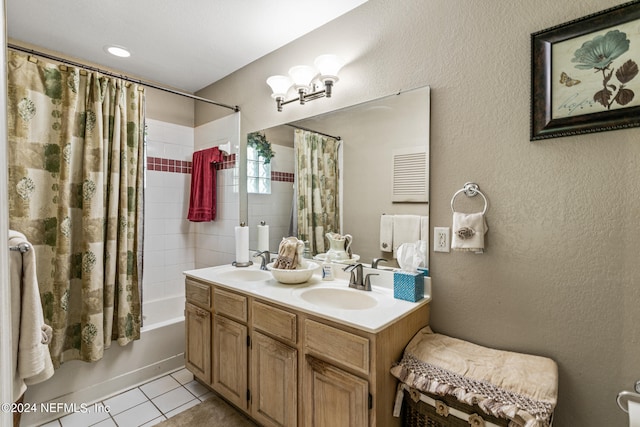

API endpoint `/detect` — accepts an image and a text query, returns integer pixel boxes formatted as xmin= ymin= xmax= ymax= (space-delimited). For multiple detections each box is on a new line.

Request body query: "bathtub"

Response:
xmin=142 ymin=295 xmax=186 ymax=331
xmin=21 ymin=296 xmax=186 ymax=427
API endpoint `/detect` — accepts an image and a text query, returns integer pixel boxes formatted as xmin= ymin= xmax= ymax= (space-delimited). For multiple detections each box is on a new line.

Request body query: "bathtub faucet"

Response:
xmin=253 ymin=250 xmax=271 ymax=270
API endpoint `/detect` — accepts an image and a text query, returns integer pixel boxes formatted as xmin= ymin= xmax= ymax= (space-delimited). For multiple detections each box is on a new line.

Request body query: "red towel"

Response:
xmin=187 ymin=147 xmax=224 ymax=222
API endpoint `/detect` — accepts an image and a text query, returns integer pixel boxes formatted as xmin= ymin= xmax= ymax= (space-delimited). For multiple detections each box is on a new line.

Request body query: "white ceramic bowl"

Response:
xmin=267 ymin=261 xmax=319 ymax=284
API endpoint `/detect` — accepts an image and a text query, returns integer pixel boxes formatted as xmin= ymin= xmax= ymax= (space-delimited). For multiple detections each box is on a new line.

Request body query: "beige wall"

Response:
xmin=145 ymin=87 xmax=194 ymax=127
xmin=196 ymin=0 xmax=639 ymax=425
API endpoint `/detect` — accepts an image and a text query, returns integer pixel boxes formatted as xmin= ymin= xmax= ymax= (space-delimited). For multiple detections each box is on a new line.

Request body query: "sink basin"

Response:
xmin=299 ymin=288 xmax=378 ymax=310
xmin=215 ymin=269 xmax=271 ymax=282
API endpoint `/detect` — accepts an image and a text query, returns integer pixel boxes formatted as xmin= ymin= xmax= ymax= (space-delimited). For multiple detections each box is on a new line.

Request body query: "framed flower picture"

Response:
xmin=531 ymin=1 xmax=640 ymax=140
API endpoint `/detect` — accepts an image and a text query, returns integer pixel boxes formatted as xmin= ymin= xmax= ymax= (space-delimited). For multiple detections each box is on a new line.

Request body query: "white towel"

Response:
xmin=9 ymin=230 xmax=55 ymax=401
xmin=392 ymin=215 xmax=422 ymax=257
xmin=451 ymin=212 xmax=488 ymax=253
xmin=380 ymin=215 xmax=393 ymax=252
xmin=419 ymin=216 xmax=429 ymax=242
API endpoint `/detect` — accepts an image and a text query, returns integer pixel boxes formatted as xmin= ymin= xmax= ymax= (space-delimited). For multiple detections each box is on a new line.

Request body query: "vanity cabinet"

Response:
xmin=212 ymin=288 xmax=249 ymax=411
xmin=304 ymin=319 xmax=370 ymax=427
xmin=251 ymin=331 xmax=297 ymax=426
xmin=213 ymin=314 xmax=248 ymax=410
xmin=251 ymin=301 xmax=298 ymax=427
xmin=185 ymin=279 xmax=212 ymax=384
xmin=208 ymin=285 xmax=298 ymax=425
xmin=184 ymin=275 xmax=430 ymax=427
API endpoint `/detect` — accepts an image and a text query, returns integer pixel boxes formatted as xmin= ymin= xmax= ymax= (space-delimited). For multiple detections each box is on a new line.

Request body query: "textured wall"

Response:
xmin=196 ymin=1 xmax=640 ymax=425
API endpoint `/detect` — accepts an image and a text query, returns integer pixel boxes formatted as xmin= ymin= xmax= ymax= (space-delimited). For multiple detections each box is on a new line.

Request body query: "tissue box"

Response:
xmin=394 ymin=271 xmax=424 ymax=302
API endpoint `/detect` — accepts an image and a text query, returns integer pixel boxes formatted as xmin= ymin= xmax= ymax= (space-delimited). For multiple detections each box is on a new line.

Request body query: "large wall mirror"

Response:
xmin=244 ymin=85 xmax=430 ymax=266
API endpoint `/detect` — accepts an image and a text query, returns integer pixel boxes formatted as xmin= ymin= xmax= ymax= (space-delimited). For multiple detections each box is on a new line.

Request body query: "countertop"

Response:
xmin=183 ymin=263 xmax=431 ymax=333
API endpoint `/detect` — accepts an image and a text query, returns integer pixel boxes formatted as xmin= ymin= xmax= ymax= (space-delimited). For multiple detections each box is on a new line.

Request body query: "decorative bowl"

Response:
xmin=267 ymin=261 xmax=320 ymax=284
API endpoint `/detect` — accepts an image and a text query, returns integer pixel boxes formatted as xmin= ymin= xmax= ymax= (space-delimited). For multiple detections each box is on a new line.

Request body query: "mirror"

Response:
xmin=245 ymin=85 xmax=430 ymax=266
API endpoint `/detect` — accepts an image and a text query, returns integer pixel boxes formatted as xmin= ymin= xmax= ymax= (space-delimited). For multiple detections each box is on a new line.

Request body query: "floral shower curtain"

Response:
xmin=6 ymin=50 xmax=145 ymax=367
xmin=294 ymin=129 xmax=340 ymax=255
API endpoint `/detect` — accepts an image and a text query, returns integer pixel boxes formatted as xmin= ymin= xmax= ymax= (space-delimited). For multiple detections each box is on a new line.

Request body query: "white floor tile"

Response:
xmin=152 ymin=387 xmax=196 ymax=414
xmin=102 ymin=388 xmax=149 ymax=415
xmin=90 ymin=418 xmax=117 ymax=427
xmin=184 ymin=379 xmax=209 ymax=397
xmin=112 ymin=401 xmax=162 ymax=427
xmin=139 ymin=375 xmax=181 ymax=399
xmin=162 ymin=398 xmax=200 ymax=419
xmin=139 ymin=415 xmax=167 ymax=427
xmin=58 ymin=403 xmax=110 ymax=427
xmin=170 ymin=368 xmax=194 ymax=385
xmin=37 ymin=421 xmax=61 ymax=427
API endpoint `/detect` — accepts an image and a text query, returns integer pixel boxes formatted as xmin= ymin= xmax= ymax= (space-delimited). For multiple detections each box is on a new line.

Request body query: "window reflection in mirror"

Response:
xmin=244 ymin=85 xmax=430 ymax=266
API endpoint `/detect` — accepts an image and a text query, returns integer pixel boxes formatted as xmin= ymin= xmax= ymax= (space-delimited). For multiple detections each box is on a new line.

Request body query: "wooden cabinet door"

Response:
xmin=213 ymin=314 xmax=248 ymax=410
xmin=185 ymin=302 xmax=211 ymax=384
xmin=304 ymin=356 xmax=368 ymax=427
xmin=251 ymin=331 xmax=297 ymax=427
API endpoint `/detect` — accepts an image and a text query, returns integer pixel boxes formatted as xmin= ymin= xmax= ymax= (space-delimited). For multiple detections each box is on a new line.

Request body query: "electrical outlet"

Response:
xmin=434 ymin=227 xmax=450 ymax=253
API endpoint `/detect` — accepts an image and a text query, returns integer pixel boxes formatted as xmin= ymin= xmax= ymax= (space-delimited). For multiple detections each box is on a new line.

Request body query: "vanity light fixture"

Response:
xmin=266 ymin=54 xmax=345 ymax=112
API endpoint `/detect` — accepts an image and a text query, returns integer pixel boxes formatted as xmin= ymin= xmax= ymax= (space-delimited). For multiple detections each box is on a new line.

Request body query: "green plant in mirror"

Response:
xmin=247 ymin=131 xmax=275 ymax=164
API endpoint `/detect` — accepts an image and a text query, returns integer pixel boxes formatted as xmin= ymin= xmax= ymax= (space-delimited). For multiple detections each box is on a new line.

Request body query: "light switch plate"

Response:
xmin=434 ymin=227 xmax=450 ymax=253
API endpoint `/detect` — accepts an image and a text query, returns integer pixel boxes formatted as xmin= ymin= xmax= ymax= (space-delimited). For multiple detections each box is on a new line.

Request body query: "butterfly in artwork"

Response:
xmin=560 ymin=72 xmax=581 ymax=87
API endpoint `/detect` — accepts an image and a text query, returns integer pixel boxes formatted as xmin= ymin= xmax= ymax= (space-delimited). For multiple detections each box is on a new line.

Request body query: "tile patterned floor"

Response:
xmin=33 ymin=367 xmax=214 ymax=427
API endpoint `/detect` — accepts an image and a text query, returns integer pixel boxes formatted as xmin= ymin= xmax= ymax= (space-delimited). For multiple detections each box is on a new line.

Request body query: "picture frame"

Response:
xmin=530 ymin=1 xmax=640 ymax=140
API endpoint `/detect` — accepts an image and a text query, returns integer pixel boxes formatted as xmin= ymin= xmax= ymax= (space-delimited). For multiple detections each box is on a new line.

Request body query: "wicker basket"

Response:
xmin=401 ymin=388 xmax=510 ymax=427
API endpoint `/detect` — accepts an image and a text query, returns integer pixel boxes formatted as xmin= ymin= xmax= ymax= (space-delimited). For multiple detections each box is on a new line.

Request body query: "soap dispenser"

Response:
xmin=322 ymin=254 xmax=335 ymax=281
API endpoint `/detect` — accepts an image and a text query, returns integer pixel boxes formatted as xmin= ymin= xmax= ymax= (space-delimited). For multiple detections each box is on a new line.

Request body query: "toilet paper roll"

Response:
xmin=235 ymin=225 xmax=249 ymax=263
xmin=630 ymin=400 xmax=640 ymax=427
xmin=257 ymin=222 xmax=269 ymax=252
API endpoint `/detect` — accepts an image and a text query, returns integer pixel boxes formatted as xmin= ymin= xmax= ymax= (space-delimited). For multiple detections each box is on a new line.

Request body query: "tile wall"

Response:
xmin=193 ymin=115 xmax=241 ymax=268
xmin=143 ymin=119 xmax=196 ymax=303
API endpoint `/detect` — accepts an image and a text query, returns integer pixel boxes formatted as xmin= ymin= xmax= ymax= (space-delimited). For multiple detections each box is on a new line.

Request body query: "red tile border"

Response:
xmin=147 ymin=153 xmax=237 ymax=174
xmin=272 ymin=171 xmax=294 ymax=183
xmin=146 ymin=154 xmax=292 ymax=181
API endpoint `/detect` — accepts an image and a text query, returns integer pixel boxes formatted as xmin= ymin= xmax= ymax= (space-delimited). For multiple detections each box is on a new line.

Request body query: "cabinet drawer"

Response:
xmin=185 ymin=278 xmax=211 ymax=309
xmin=213 ymin=288 xmax=247 ymax=323
xmin=304 ymin=319 xmax=370 ymax=376
xmin=253 ymin=301 xmax=297 ymax=345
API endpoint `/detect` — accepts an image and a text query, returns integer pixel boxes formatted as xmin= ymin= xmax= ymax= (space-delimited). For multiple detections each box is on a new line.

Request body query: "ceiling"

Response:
xmin=6 ymin=0 xmax=367 ymax=93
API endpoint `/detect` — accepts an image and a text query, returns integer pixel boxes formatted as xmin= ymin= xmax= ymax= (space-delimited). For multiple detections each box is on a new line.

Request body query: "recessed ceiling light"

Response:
xmin=105 ymin=45 xmax=131 ymax=58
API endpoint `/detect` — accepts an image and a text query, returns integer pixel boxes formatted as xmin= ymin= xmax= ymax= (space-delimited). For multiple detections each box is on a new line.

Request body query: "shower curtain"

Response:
xmin=6 ymin=50 xmax=145 ymax=367
xmin=294 ymin=129 xmax=340 ymax=255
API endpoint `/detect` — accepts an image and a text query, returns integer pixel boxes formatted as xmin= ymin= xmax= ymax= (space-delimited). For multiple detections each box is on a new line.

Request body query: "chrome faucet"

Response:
xmin=371 ymin=258 xmax=390 ymax=269
xmin=253 ymin=250 xmax=271 ymax=270
xmin=344 ymin=263 xmax=363 ymax=288
xmin=343 ymin=263 xmax=377 ymax=291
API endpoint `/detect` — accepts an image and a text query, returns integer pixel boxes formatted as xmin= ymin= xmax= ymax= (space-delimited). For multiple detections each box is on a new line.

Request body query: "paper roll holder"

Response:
xmin=232 ymin=260 xmax=253 ymax=267
xmin=233 ymin=222 xmax=253 ymax=267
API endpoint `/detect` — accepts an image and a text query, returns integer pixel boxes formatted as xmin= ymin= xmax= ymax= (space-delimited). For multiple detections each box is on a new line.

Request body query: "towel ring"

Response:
xmin=450 ymin=182 xmax=488 ymax=215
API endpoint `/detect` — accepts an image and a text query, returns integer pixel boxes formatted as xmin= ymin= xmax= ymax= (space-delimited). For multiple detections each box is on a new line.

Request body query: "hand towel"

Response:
xmin=187 ymin=147 xmax=224 ymax=222
xmin=451 ymin=212 xmax=488 ymax=253
xmin=419 ymin=216 xmax=429 ymax=242
xmin=273 ymin=237 xmax=300 ymax=270
xmin=379 ymin=215 xmax=393 ymax=252
xmin=9 ymin=230 xmax=54 ymax=401
xmin=392 ymin=215 xmax=422 ymax=257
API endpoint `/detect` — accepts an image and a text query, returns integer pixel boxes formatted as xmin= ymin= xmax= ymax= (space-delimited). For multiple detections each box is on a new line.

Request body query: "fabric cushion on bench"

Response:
xmin=390 ymin=327 xmax=558 ymax=427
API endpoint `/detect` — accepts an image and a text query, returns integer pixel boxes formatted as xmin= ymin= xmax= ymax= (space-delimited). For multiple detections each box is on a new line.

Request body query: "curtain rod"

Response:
xmin=286 ymin=124 xmax=341 ymax=141
xmin=7 ymin=44 xmax=240 ymax=112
